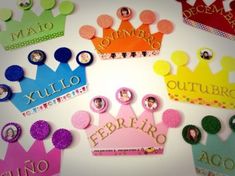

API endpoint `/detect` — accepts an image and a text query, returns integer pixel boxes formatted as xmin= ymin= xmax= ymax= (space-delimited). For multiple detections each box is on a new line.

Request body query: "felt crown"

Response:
xmin=0 ymin=140 xmax=61 ymax=176
xmin=0 ymin=120 xmax=72 ymax=176
xmin=153 ymin=48 xmax=235 ymax=109
xmin=4 ymin=48 xmax=91 ymax=117
xmin=72 ymin=88 xmax=181 ymax=156
xmin=0 ymin=0 xmax=74 ymax=50
xmin=182 ymin=115 xmax=235 ymax=176
xmin=176 ymin=0 xmax=235 ymax=40
xmin=79 ymin=7 xmax=174 ymax=59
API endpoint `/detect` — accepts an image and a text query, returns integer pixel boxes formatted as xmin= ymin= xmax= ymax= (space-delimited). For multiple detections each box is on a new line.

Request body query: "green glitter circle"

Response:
xmin=201 ymin=115 xmax=221 ymax=134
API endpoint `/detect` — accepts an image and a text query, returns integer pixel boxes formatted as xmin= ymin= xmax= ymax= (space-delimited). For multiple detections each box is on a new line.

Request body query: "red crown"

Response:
xmin=176 ymin=0 xmax=235 ymax=40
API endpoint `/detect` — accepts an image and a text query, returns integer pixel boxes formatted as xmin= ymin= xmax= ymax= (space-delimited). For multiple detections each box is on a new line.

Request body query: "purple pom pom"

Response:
xmin=52 ymin=129 xmax=72 ymax=149
xmin=30 ymin=120 xmax=51 ymax=140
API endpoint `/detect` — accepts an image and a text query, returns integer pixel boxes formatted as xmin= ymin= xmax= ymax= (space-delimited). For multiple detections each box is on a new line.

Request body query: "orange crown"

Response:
xmin=79 ymin=7 xmax=174 ymax=59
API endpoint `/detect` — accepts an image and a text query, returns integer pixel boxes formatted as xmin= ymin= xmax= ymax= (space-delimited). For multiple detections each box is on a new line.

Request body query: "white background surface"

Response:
xmin=0 ymin=0 xmax=235 ymax=176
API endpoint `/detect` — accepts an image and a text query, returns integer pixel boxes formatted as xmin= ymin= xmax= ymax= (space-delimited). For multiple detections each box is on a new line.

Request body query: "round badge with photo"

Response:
xmin=28 ymin=50 xmax=46 ymax=65
xmin=198 ymin=48 xmax=214 ymax=61
xmin=76 ymin=51 xmax=93 ymax=66
xmin=182 ymin=125 xmax=201 ymax=145
xmin=90 ymin=96 xmax=109 ymax=113
xmin=229 ymin=115 xmax=235 ymax=132
xmin=0 ymin=84 xmax=12 ymax=102
xmin=142 ymin=94 xmax=160 ymax=112
xmin=116 ymin=87 xmax=133 ymax=105
xmin=17 ymin=0 xmax=33 ymax=10
xmin=1 ymin=122 xmax=22 ymax=143
xmin=117 ymin=7 xmax=132 ymax=21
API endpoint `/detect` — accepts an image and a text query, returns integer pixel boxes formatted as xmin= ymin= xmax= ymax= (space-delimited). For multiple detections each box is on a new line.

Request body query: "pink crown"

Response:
xmin=176 ymin=0 xmax=235 ymax=40
xmin=0 ymin=141 xmax=61 ymax=176
xmin=0 ymin=120 xmax=73 ymax=176
xmin=71 ymin=87 xmax=182 ymax=156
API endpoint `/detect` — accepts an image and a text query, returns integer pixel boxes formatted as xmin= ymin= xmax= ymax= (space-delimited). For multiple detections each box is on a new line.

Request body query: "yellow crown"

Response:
xmin=153 ymin=48 xmax=235 ymax=109
xmin=79 ymin=7 xmax=174 ymax=59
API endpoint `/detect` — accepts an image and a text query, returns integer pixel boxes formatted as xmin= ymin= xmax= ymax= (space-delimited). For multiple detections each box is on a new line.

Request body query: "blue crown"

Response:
xmin=3 ymin=48 xmax=93 ymax=116
xmin=182 ymin=115 xmax=235 ymax=176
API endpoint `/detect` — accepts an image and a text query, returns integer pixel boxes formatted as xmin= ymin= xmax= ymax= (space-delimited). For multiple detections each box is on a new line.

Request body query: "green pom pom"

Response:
xmin=59 ymin=1 xmax=74 ymax=15
xmin=201 ymin=115 xmax=221 ymax=134
xmin=41 ymin=0 xmax=56 ymax=10
xmin=0 ymin=8 xmax=12 ymax=21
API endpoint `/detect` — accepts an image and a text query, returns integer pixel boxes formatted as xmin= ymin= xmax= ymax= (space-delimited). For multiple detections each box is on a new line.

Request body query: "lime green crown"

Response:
xmin=0 ymin=0 xmax=75 ymax=50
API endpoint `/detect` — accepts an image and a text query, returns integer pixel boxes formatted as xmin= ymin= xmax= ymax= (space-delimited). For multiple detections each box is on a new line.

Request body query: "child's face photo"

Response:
xmin=2 ymin=125 xmax=17 ymax=141
xmin=30 ymin=51 xmax=43 ymax=62
xmin=117 ymin=7 xmax=132 ymax=20
xmin=93 ymin=98 xmax=105 ymax=110
xmin=0 ymin=86 xmax=8 ymax=99
xmin=200 ymin=49 xmax=213 ymax=60
xmin=79 ymin=52 xmax=91 ymax=64
xmin=144 ymin=97 xmax=158 ymax=110
xmin=18 ymin=0 xmax=32 ymax=9
xmin=118 ymin=89 xmax=132 ymax=103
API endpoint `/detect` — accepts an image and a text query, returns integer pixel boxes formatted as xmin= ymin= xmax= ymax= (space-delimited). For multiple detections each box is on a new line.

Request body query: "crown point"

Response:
xmin=153 ymin=60 xmax=171 ymax=76
xmin=198 ymin=48 xmax=214 ymax=61
xmin=139 ymin=10 xmax=156 ymax=24
xmin=71 ymin=111 xmax=91 ymax=129
xmin=0 ymin=84 xmax=12 ymax=102
xmin=40 ymin=0 xmax=56 ymax=10
xmin=176 ymin=0 xmax=187 ymax=2
xmin=162 ymin=109 xmax=181 ymax=128
xmin=182 ymin=125 xmax=201 ymax=145
xmin=54 ymin=47 xmax=72 ymax=63
xmin=220 ymin=56 xmax=235 ymax=71
xmin=79 ymin=25 xmax=96 ymax=39
xmin=90 ymin=96 xmax=109 ymax=114
xmin=30 ymin=120 xmax=51 ymax=140
xmin=116 ymin=87 xmax=133 ymax=105
xmin=230 ymin=0 xmax=235 ymax=10
xmin=0 ymin=8 xmax=12 ymax=21
xmin=52 ymin=129 xmax=73 ymax=149
xmin=229 ymin=115 xmax=235 ymax=132
xmin=59 ymin=1 xmax=74 ymax=15
xmin=142 ymin=94 xmax=160 ymax=112
xmin=201 ymin=115 xmax=221 ymax=134
xmin=116 ymin=7 xmax=133 ymax=21
xmin=76 ymin=50 xmax=94 ymax=66
xmin=171 ymin=51 xmax=189 ymax=66
xmin=17 ymin=0 xmax=33 ymax=10
xmin=28 ymin=50 xmax=46 ymax=65
xmin=157 ymin=19 xmax=174 ymax=34
xmin=5 ymin=65 xmax=24 ymax=82
xmin=1 ymin=122 xmax=22 ymax=143
xmin=97 ymin=15 xmax=113 ymax=29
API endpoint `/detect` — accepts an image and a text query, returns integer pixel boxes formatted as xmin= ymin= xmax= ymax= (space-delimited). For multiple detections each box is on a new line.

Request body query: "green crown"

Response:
xmin=0 ymin=0 xmax=75 ymax=50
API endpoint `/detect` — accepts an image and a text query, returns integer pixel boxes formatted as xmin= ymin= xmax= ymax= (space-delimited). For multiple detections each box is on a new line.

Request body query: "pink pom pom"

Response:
xmin=97 ymin=15 xmax=113 ymax=29
xmin=157 ymin=19 xmax=174 ymax=34
xmin=71 ymin=111 xmax=91 ymax=129
xmin=162 ymin=109 xmax=181 ymax=128
xmin=79 ymin=25 xmax=96 ymax=39
xmin=139 ymin=10 xmax=156 ymax=24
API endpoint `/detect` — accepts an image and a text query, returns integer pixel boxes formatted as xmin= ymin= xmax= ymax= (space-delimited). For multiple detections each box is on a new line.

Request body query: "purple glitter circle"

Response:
xmin=52 ymin=129 xmax=72 ymax=149
xmin=1 ymin=122 xmax=22 ymax=143
xmin=30 ymin=120 xmax=51 ymax=140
